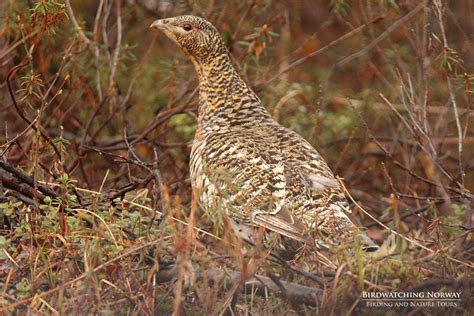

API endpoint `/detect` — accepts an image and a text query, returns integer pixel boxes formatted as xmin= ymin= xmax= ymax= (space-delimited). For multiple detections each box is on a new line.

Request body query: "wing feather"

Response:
xmin=201 ymin=129 xmax=309 ymax=239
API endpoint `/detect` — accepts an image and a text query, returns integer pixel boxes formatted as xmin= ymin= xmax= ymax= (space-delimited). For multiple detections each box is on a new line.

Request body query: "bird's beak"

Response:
xmin=150 ymin=19 xmax=169 ymax=31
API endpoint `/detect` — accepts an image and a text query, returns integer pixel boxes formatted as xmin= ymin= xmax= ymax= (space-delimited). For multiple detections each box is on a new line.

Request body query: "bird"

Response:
xmin=150 ymin=15 xmax=379 ymax=255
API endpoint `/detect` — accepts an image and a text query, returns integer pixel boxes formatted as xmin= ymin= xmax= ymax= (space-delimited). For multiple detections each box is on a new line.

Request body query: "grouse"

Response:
xmin=150 ymin=15 xmax=379 ymax=253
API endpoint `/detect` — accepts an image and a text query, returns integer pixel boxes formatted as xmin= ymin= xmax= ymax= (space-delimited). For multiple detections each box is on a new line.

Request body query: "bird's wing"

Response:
xmin=276 ymin=127 xmax=352 ymax=211
xmin=274 ymin=128 xmax=381 ymax=250
xmin=200 ymin=129 xmax=311 ymax=242
xmin=256 ymin=125 xmax=360 ymax=241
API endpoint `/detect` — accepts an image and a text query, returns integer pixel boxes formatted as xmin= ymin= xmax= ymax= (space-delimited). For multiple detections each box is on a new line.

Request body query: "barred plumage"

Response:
xmin=151 ymin=16 xmax=378 ymax=253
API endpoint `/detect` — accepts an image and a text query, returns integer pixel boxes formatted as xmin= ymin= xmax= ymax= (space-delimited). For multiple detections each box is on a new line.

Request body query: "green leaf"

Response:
xmin=0 ymin=235 xmax=9 ymax=248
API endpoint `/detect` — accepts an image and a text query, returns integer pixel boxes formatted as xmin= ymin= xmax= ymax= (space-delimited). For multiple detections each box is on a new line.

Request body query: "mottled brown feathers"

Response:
xmin=151 ymin=15 xmax=379 ymax=253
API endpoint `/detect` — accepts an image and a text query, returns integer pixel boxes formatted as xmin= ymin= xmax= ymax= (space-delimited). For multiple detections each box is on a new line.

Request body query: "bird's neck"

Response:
xmin=192 ymin=53 xmax=270 ymax=127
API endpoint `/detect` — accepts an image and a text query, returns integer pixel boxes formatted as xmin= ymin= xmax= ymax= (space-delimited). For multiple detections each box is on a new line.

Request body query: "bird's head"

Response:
xmin=150 ymin=15 xmax=227 ymax=64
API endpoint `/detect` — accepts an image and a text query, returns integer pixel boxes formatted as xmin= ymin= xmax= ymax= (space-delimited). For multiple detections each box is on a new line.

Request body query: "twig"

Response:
xmin=6 ymin=63 xmax=62 ymax=161
xmin=0 ymin=161 xmax=57 ymax=199
xmin=328 ymin=96 xmax=474 ymax=116
xmin=65 ymin=0 xmax=103 ymax=100
xmin=1 ymin=172 xmax=41 ymax=205
xmin=262 ymin=15 xmax=385 ymax=87
xmin=433 ymin=0 xmax=465 ymax=188
xmin=93 ymin=0 xmax=105 ymax=42
xmin=336 ymin=3 xmax=425 ymax=66
xmin=0 ymin=118 xmax=38 ymax=156
xmin=131 ymin=87 xmax=199 ymax=145
xmin=156 ymin=264 xmax=323 ymax=307
xmin=105 ymin=174 xmax=154 ymax=201
xmin=379 ymin=91 xmax=455 ymax=185
xmin=151 ymin=148 xmax=168 ymax=231
xmin=0 ymin=237 xmax=166 ymax=313
xmin=0 ymin=29 xmax=40 ymax=60
xmin=340 ymin=179 xmax=474 ymax=269
xmin=231 ymin=1 xmax=256 ymax=42
xmin=349 ymin=99 xmax=473 ymax=200
xmin=109 ymin=0 xmax=122 ymax=90
xmin=102 ymin=0 xmax=113 ymax=70
xmin=365 ymin=203 xmax=441 ymax=228
xmin=123 ymin=129 xmax=169 ymax=234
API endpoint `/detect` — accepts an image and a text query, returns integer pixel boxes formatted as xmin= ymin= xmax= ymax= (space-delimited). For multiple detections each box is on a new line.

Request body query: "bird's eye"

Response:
xmin=182 ymin=24 xmax=193 ymax=32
